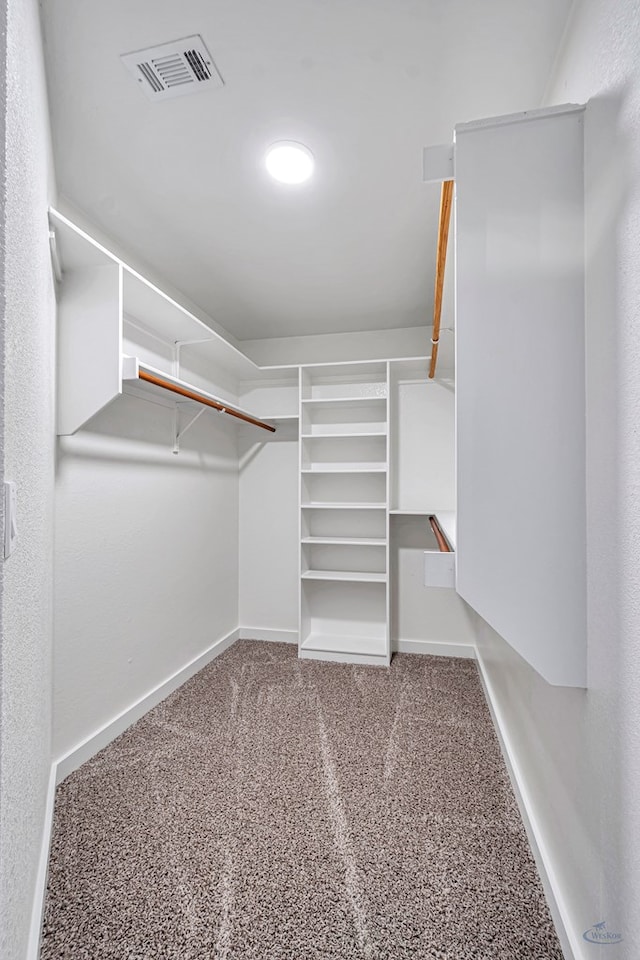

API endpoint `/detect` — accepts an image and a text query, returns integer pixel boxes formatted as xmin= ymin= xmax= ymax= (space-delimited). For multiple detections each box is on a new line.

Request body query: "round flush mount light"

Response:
xmin=265 ymin=141 xmax=314 ymax=184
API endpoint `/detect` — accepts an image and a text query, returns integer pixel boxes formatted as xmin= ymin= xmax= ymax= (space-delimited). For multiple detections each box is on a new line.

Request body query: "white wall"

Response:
xmin=238 ymin=425 xmax=299 ymax=640
xmin=0 ymin=2 xmax=56 ymax=959
xmin=391 ymin=378 xmax=455 ymax=512
xmin=476 ymin=0 xmax=640 ymax=954
xmin=54 ymin=394 xmax=240 ymax=761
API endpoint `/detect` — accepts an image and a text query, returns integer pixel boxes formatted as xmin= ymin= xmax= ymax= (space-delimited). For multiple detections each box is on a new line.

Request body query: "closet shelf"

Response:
xmin=301 ymin=502 xmax=387 ymax=510
xmin=301 ymin=537 xmax=386 ymax=546
xmin=257 ymin=413 xmax=298 ymax=422
xmin=301 ymin=464 xmax=386 ymax=474
xmin=300 ymin=430 xmax=387 ymax=439
xmin=123 ymin=358 xmax=276 ymax=433
xmin=301 ymin=395 xmax=387 ymax=405
xmin=301 ymin=570 xmax=387 ymax=583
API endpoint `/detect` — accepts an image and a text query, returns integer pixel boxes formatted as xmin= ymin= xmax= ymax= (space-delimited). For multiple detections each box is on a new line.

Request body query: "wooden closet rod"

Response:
xmin=429 ymin=515 xmax=452 ymax=553
xmin=429 ymin=179 xmax=454 ymax=379
xmin=138 ymin=370 xmax=276 ymax=433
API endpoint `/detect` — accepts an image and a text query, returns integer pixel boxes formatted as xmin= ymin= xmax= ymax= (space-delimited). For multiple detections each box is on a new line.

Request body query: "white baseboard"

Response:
xmin=55 ymin=627 xmax=240 ymax=784
xmin=26 ymin=763 xmax=56 ymax=960
xmin=239 ymin=627 xmax=298 ymax=644
xmin=475 ymin=646 xmax=582 ymax=960
xmin=394 ymin=638 xmax=476 ymax=658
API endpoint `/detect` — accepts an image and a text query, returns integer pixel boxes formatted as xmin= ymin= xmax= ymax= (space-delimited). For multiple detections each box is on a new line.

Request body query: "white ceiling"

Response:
xmin=42 ymin=0 xmax=573 ymax=341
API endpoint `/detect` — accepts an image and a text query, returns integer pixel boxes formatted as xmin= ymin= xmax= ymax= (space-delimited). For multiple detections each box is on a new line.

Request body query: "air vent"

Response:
xmin=121 ymin=35 xmax=223 ymax=101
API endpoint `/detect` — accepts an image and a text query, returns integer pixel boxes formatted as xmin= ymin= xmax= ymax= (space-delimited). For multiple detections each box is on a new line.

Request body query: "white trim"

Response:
xmin=239 ymin=627 xmax=298 ymax=644
xmin=26 ymin=763 xmax=57 ymax=960
xmin=394 ymin=639 xmax=475 ymax=659
xmin=55 ymin=628 xmax=239 ymax=783
xmin=475 ymin=646 xmax=582 ymax=960
xmin=455 ymin=103 xmax=584 ymax=135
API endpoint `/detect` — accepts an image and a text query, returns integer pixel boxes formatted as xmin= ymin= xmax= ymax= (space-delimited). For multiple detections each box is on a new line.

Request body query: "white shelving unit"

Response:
xmin=299 ymin=362 xmax=390 ymax=665
xmin=53 ymin=210 xmax=466 ymax=668
xmin=50 ymin=209 xmax=292 ymax=442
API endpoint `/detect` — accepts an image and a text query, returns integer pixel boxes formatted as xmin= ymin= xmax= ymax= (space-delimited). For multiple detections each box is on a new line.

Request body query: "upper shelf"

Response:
xmin=50 ymin=209 xmax=262 ymax=384
xmin=51 ymin=210 xmax=286 ymax=436
xmin=51 ymin=210 xmax=432 ymax=439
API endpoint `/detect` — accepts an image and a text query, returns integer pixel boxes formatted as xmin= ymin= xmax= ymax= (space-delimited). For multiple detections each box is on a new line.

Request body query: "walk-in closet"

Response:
xmin=4 ymin=2 xmax=633 ymax=958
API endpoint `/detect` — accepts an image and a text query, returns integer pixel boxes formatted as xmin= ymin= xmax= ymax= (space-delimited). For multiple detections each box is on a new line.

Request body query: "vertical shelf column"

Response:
xmin=298 ymin=362 xmax=390 ymax=665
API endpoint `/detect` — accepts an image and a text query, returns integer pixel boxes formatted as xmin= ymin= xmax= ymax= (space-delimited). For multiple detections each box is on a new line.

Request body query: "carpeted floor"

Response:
xmin=41 ymin=640 xmax=562 ymax=959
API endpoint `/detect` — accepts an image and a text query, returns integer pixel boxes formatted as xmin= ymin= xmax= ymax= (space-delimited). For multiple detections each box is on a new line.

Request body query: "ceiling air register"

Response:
xmin=120 ymin=35 xmax=223 ymax=100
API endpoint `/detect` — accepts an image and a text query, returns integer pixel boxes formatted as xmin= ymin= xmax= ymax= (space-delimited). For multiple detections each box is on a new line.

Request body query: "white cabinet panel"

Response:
xmin=455 ymin=105 xmax=586 ymax=687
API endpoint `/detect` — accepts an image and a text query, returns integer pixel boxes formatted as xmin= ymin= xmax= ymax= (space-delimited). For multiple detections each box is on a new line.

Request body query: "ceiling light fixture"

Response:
xmin=265 ymin=141 xmax=314 ymax=184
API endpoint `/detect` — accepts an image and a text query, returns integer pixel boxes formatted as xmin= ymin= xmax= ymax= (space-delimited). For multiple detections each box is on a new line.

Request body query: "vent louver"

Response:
xmin=121 ymin=35 xmax=223 ymax=101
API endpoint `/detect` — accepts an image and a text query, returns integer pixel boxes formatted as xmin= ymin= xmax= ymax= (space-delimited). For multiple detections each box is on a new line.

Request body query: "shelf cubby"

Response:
xmin=300 ymin=362 xmax=387 ymax=401
xmin=301 ymin=472 xmax=386 ymax=507
xmin=301 ymin=508 xmax=387 ymax=540
xmin=301 ymin=434 xmax=386 ymax=472
xmin=302 ymin=542 xmax=386 ymax=576
xmin=301 ymin=400 xmax=387 ymax=437
xmin=300 ymin=579 xmax=388 ymax=663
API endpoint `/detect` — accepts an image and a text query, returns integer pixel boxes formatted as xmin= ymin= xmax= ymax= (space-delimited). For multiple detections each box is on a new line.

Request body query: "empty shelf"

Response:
xmin=301 ymin=430 xmax=387 ymax=438
xmin=301 ymin=570 xmax=387 ymax=583
xmin=301 ymin=537 xmax=386 ymax=546
xmin=301 ymin=464 xmax=386 ymax=473
xmin=301 ymin=396 xmax=387 ymax=405
xmin=301 ymin=502 xmax=387 ymax=510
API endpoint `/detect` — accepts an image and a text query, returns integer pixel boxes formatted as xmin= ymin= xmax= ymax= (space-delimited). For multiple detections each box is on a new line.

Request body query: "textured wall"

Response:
xmin=0 ymin=1 xmax=56 ymax=958
xmin=476 ymin=0 xmax=640 ymax=955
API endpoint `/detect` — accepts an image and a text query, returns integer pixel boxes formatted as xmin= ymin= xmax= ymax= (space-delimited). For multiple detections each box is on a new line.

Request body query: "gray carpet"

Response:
xmin=41 ymin=640 xmax=562 ymax=959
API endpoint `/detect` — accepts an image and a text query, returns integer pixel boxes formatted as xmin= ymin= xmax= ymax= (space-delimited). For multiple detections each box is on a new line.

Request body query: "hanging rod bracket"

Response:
xmin=173 ymin=405 xmax=206 ymax=454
